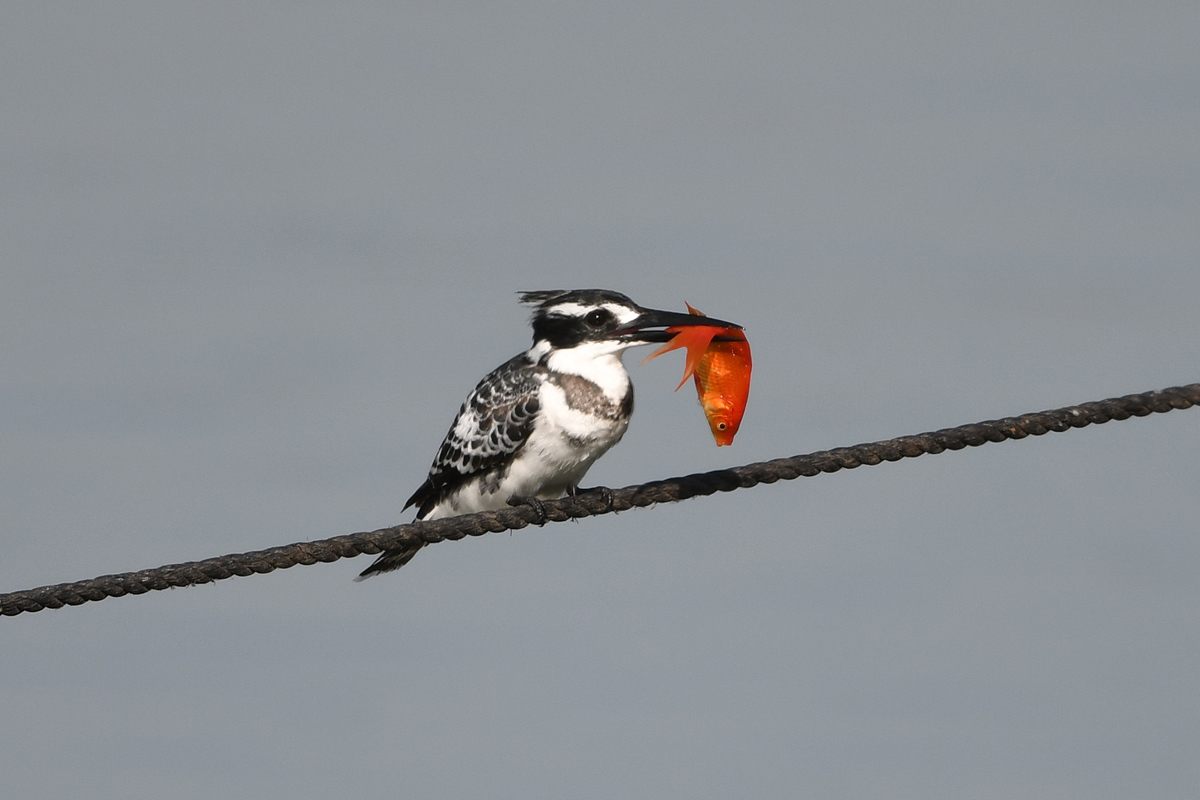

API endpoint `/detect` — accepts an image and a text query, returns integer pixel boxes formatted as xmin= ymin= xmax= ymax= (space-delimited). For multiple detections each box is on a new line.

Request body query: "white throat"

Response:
xmin=543 ymin=341 xmax=632 ymax=404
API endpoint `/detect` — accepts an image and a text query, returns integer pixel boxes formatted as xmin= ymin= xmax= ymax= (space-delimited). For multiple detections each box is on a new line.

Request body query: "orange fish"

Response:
xmin=642 ymin=303 xmax=752 ymax=446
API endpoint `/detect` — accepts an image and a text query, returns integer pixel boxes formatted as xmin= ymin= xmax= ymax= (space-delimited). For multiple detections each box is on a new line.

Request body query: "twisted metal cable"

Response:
xmin=3 ymin=383 xmax=1197 ymax=617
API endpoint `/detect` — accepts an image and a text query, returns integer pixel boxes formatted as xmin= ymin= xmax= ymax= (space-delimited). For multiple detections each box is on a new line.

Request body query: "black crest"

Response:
xmin=518 ymin=289 xmax=638 ymax=310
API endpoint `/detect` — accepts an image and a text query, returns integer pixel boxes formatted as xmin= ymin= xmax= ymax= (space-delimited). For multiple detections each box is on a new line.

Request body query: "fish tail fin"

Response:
xmin=640 ymin=336 xmax=686 ymax=365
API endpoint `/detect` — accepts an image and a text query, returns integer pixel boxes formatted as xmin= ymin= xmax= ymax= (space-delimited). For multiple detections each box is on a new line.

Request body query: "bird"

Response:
xmin=356 ymin=289 xmax=742 ymax=579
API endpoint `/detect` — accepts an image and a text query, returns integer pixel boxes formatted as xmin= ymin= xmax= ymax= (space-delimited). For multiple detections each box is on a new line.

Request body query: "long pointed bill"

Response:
xmin=608 ymin=308 xmax=743 ymax=344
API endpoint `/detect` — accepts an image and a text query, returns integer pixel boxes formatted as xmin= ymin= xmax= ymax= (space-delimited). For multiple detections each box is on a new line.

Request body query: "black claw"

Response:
xmin=569 ymin=485 xmax=616 ymax=513
xmin=507 ymin=494 xmax=548 ymax=525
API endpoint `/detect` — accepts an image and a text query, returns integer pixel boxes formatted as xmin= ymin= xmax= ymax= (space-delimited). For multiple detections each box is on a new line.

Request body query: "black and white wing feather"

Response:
xmin=357 ymin=355 xmax=544 ymax=580
xmin=404 ymin=354 xmax=545 ymax=519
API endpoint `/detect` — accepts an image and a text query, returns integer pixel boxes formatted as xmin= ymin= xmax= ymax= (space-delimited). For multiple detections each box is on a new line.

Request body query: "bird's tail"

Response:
xmin=354 ymin=541 xmax=425 ymax=581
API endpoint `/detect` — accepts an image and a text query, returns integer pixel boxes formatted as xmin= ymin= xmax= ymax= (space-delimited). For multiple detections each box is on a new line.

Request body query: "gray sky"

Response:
xmin=2 ymin=3 xmax=1198 ymax=798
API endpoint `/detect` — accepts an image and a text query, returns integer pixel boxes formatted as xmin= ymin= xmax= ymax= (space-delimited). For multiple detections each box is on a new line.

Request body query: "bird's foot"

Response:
xmin=507 ymin=494 xmax=548 ymax=525
xmin=568 ymin=484 xmax=616 ymax=513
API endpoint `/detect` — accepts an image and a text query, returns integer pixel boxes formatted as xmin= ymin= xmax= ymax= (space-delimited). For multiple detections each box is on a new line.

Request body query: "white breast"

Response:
xmin=425 ymin=357 xmax=632 ymax=519
xmin=507 ymin=378 xmax=629 ymax=497
xmin=544 ymin=344 xmax=632 ymax=404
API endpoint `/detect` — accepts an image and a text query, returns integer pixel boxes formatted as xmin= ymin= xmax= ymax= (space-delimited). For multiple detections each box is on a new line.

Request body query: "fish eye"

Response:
xmin=717 ymin=422 xmax=727 ymax=430
xmin=585 ymin=309 xmax=611 ymax=327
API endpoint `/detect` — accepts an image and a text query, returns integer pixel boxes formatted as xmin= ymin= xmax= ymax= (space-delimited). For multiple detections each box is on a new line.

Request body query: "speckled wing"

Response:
xmin=404 ymin=354 xmax=545 ymax=519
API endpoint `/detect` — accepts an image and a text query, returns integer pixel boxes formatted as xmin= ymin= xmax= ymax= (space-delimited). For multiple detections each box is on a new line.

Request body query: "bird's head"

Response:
xmin=520 ymin=289 xmax=742 ymax=359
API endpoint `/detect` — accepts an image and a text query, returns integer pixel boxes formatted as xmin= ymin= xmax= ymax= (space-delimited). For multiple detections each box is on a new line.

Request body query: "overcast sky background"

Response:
xmin=2 ymin=4 xmax=1198 ymax=798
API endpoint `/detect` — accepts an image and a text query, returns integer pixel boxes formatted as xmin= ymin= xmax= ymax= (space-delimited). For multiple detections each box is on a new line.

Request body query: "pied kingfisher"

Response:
xmin=357 ymin=289 xmax=742 ymax=579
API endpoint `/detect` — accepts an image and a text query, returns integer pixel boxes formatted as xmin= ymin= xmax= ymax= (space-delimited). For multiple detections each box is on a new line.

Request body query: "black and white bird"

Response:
xmin=357 ymin=289 xmax=742 ymax=579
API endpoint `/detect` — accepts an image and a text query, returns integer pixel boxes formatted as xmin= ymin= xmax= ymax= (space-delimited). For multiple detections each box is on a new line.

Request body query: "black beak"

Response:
xmin=609 ymin=307 xmax=744 ymax=344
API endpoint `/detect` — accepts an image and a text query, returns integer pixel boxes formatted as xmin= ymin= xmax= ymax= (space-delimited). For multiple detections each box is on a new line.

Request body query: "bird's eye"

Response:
xmin=585 ymin=309 xmax=611 ymax=327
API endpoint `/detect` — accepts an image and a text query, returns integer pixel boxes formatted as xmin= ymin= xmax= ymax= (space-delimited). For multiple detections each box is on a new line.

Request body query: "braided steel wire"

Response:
xmin=3 ymin=383 xmax=1197 ymax=617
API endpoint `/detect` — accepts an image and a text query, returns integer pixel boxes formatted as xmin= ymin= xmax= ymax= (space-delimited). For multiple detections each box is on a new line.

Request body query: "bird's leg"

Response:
xmin=567 ymin=484 xmax=616 ymax=513
xmin=507 ymin=494 xmax=548 ymax=525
